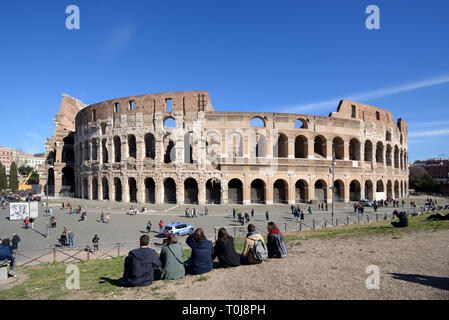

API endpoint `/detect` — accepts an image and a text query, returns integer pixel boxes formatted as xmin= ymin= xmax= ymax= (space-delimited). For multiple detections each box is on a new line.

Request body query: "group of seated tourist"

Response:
xmin=121 ymin=222 xmax=287 ymax=287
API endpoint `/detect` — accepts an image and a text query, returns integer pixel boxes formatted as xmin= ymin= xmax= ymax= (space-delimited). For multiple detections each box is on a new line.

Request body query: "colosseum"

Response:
xmin=38 ymin=90 xmax=409 ymax=205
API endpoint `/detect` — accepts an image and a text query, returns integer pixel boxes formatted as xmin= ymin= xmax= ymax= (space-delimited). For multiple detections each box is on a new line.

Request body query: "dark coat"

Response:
xmin=186 ymin=234 xmax=214 ymax=275
xmin=11 ymin=235 xmax=20 ymax=250
xmin=212 ymin=236 xmax=241 ymax=268
xmin=398 ymin=212 xmax=409 ymax=227
xmin=0 ymin=244 xmax=14 ymax=265
xmin=267 ymin=231 xmax=287 ymax=258
xmin=123 ymin=247 xmax=161 ymax=286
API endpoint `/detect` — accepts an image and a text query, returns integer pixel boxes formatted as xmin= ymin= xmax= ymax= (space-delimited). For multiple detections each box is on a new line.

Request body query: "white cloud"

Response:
xmin=281 ymin=74 xmax=449 ymax=114
xmin=408 ymin=128 xmax=449 ymax=138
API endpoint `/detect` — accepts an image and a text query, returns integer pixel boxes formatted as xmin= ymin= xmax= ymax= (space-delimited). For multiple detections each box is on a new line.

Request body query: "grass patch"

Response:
xmin=192 ymin=275 xmax=209 ymax=284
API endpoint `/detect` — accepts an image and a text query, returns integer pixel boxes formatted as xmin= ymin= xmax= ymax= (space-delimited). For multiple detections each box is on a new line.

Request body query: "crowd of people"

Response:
xmin=121 ymin=222 xmax=287 ymax=287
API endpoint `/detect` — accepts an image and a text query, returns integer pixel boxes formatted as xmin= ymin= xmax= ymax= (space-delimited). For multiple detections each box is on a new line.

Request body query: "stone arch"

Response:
xmin=61 ymin=166 xmax=75 ymax=194
xmin=163 ymin=178 xmax=176 ymax=204
xmin=47 ymin=168 xmax=55 ymax=197
xmin=144 ymin=133 xmax=156 ymax=159
xmin=364 ymin=180 xmax=374 ymax=201
xmin=128 ymin=134 xmax=136 ymax=159
xmin=229 ymin=132 xmax=243 ymax=157
xmin=387 ymin=180 xmax=393 ymax=199
xmin=376 ymin=142 xmax=384 ymax=163
xmin=295 ymin=179 xmax=308 ymax=203
xmin=349 ymin=180 xmax=361 ymax=201
xmin=294 ymin=118 xmax=308 ymax=129
xmin=314 ymin=135 xmax=327 ymax=158
xmin=273 ymin=133 xmax=288 ymax=158
xmin=114 ymin=177 xmax=122 ymax=202
xmin=113 ymin=136 xmax=121 ymax=163
xmin=129 ymin=177 xmax=137 ymax=203
xmin=364 ymin=140 xmax=373 ymax=162
xmin=92 ymin=177 xmax=98 ymax=200
xmin=91 ymin=138 xmax=98 ymax=161
xmin=394 ymin=180 xmax=399 ymax=199
xmin=251 ymin=178 xmax=266 ymax=204
xmin=400 ymin=181 xmax=404 ymax=198
xmin=206 ymin=178 xmax=221 ymax=204
xmin=163 ymin=117 xmax=176 ymax=128
xmin=144 ymin=178 xmax=155 ymax=203
xmin=273 ymin=179 xmax=288 ymax=203
xmin=332 ymin=137 xmax=344 ymax=160
xmin=394 ymin=145 xmax=399 ymax=168
xmin=333 ymin=179 xmax=345 ymax=202
xmin=255 ymin=134 xmax=266 ymax=157
xmin=102 ymin=139 xmax=108 ymax=163
xmin=228 ymin=178 xmax=243 ymax=204
xmin=250 ymin=116 xmax=266 ymax=127
xmin=163 ymin=135 xmax=176 ymax=164
xmin=386 ymin=144 xmax=392 ymax=166
xmin=83 ymin=177 xmax=88 ymax=199
xmin=314 ymin=179 xmax=327 ymax=201
xmin=102 ymin=177 xmax=109 ymax=200
xmin=295 ymin=135 xmax=308 ymax=158
xmin=349 ymin=138 xmax=361 ymax=161
xmin=184 ymin=178 xmax=199 ymax=204
xmin=376 ymin=180 xmax=385 ymax=200
xmin=184 ymin=132 xmax=194 ymax=164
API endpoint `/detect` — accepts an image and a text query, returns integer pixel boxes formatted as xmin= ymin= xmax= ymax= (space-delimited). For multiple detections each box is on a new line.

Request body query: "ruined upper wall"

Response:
xmin=75 ymin=91 xmax=213 ymax=127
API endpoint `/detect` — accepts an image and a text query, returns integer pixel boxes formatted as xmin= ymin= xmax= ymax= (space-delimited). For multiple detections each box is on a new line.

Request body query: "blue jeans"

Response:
xmin=69 ymin=238 xmax=74 ymax=246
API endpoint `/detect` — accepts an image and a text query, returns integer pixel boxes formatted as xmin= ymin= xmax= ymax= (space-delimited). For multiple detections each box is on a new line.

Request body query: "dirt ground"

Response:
xmin=111 ymin=229 xmax=449 ymax=300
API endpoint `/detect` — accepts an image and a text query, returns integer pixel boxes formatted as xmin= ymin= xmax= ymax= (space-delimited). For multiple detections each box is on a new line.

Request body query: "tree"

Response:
xmin=18 ymin=165 xmax=33 ymax=176
xmin=0 ymin=163 xmax=7 ymax=190
xmin=29 ymin=171 xmax=40 ymax=185
xmin=8 ymin=161 xmax=19 ymax=191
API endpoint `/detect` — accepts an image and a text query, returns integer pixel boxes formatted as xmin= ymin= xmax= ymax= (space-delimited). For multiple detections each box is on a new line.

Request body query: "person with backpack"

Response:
xmin=266 ymin=222 xmax=287 ymax=258
xmin=158 ymin=234 xmax=185 ymax=280
xmin=92 ymin=234 xmax=99 ymax=252
xmin=122 ymin=234 xmax=161 ymax=287
xmin=241 ymin=224 xmax=267 ymax=265
xmin=146 ymin=220 xmax=152 ymax=233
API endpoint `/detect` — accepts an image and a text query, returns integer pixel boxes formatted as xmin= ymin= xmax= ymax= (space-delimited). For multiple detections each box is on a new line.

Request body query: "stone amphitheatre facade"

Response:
xmin=38 ymin=90 xmax=409 ymax=205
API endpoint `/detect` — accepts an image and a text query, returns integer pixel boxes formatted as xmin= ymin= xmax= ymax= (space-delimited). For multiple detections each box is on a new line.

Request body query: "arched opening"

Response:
xmin=273 ymin=179 xmax=288 ymax=204
xmin=229 ymin=132 xmax=243 ymax=157
xmin=102 ymin=177 xmax=109 ymax=200
xmin=250 ymin=117 xmax=265 ymax=127
xmin=206 ymin=179 xmax=221 ymax=204
xmin=387 ymin=180 xmax=393 ymax=199
xmin=333 ymin=180 xmax=345 ymax=202
xmin=164 ymin=136 xmax=176 ymax=164
xmin=332 ymin=137 xmax=344 ymax=160
xmin=184 ymin=178 xmax=199 ymax=204
xmin=386 ymin=130 xmax=391 ymax=142
xmin=394 ymin=146 xmax=399 ymax=168
xmin=83 ymin=178 xmax=89 ymax=199
xmin=184 ymin=132 xmax=194 ymax=164
xmin=364 ymin=140 xmax=373 ymax=162
xmin=144 ymin=178 xmax=155 ymax=203
xmin=164 ymin=178 xmax=176 ymax=204
xmin=294 ymin=118 xmax=308 ymax=129
xmin=400 ymin=181 xmax=404 ymax=198
xmin=255 ymin=134 xmax=266 ymax=157
xmin=129 ymin=177 xmax=137 ymax=202
xmin=114 ymin=136 xmax=121 ymax=163
xmin=102 ymin=139 xmax=108 ymax=164
xmin=376 ymin=180 xmax=385 ymax=200
xmin=314 ymin=136 xmax=327 ymax=158
xmin=400 ymin=150 xmax=404 ymax=170
xmin=386 ymin=145 xmax=392 ymax=166
xmin=349 ymin=180 xmax=361 ymax=201
xmin=144 ymin=133 xmax=156 ymax=159
xmin=91 ymin=138 xmax=98 ymax=161
xmin=61 ymin=167 xmax=74 ymax=194
xmin=295 ymin=135 xmax=308 ymax=158
xmin=295 ymin=179 xmax=308 ymax=203
xmin=92 ymin=177 xmax=98 ymax=200
xmin=62 ymin=148 xmax=75 ymax=163
xmin=114 ymin=178 xmax=122 ymax=202
xmin=273 ymin=133 xmax=288 ymax=158
xmin=314 ymin=180 xmax=327 ymax=202
xmin=46 ymin=168 xmax=55 ymax=197
xmin=349 ymin=138 xmax=361 ymax=161
xmin=163 ymin=117 xmax=176 ymax=128
xmin=394 ymin=181 xmax=399 ymax=199
xmin=365 ymin=180 xmax=374 ymax=201
xmin=128 ymin=135 xmax=136 ymax=159
xmin=376 ymin=142 xmax=384 ymax=163
xmin=84 ymin=140 xmax=90 ymax=161
xmin=251 ymin=179 xmax=266 ymax=204
xmin=228 ymin=179 xmax=243 ymax=204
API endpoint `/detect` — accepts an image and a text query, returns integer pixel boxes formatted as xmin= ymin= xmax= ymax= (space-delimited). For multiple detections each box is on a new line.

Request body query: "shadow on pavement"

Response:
xmin=390 ymin=273 xmax=449 ymax=291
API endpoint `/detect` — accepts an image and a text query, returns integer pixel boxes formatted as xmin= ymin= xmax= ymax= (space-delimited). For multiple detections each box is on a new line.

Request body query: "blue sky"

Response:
xmin=0 ymin=0 xmax=448 ymax=161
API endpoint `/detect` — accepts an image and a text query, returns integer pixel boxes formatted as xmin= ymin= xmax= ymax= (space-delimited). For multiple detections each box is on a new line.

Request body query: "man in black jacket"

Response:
xmin=122 ymin=235 xmax=161 ymax=287
xmin=11 ymin=233 xmax=20 ymax=252
xmin=391 ymin=210 xmax=408 ymax=228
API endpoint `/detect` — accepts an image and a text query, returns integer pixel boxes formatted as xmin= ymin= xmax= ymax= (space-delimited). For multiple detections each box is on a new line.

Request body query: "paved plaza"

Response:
xmin=0 ymin=195 xmax=446 ymax=265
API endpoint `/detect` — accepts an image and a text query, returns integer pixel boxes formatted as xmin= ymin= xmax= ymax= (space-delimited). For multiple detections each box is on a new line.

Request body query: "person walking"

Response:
xmin=68 ymin=230 xmax=74 ymax=247
xmin=204 ymin=207 xmax=208 ymax=216
xmin=106 ymin=213 xmax=111 ymax=224
xmin=11 ymin=233 xmax=21 ymax=253
xmin=265 ymin=210 xmax=269 ymax=221
xmin=24 ymin=217 xmax=30 ymax=230
xmin=245 ymin=211 xmax=250 ymax=222
xmin=233 ymin=208 xmax=236 ymax=219
xmin=308 ymin=206 xmax=312 ymax=215
xmin=60 ymin=227 xmax=68 ymax=247
xmin=146 ymin=220 xmax=152 ymax=234
xmin=29 ymin=217 xmax=35 ymax=229
xmin=251 ymin=209 xmax=254 ymax=219
xmin=92 ymin=234 xmax=99 ymax=252
xmin=100 ymin=211 xmax=105 ymax=223
xmin=159 ymin=220 xmax=164 ymax=234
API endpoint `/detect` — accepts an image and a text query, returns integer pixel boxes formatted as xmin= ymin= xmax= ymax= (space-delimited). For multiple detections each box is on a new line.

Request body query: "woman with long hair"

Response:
xmin=266 ymin=222 xmax=287 ymax=258
xmin=212 ymin=228 xmax=241 ymax=268
xmin=158 ymin=234 xmax=185 ymax=280
xmin=185 ymin=228 xmax=214 ymax=275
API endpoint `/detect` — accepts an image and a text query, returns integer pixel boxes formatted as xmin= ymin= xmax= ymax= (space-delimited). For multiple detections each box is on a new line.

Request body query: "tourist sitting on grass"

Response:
xmin=185 ymin=228 xmax=214 ymax=275
xmin=424 ymin=212 xmax=449 ymax=221
xmin=158 ymin=234 xmax=185 ymax=280
xmin=122 ymin=234 xmax=161 ymax=287
xmin=242 ymin=224 xmax=267 ymax=265
xmin=212 ymin=228 xmax=241 ymax=268
xmin=267 ymin=222 xmax=287 ymax=259
xmin=391 ymin=210 xmax=408 ymax=228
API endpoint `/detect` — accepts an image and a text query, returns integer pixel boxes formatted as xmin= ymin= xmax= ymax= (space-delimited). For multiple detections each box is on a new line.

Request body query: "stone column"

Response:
xmin=265 ymin=176 xmax=273 ymax=205
xmin=98 ymin=175 xmax=103 ymax=201
xmin=221 ymin=179 xmax=228 ymax=205
xmin=343 ymin=143 xmax=349 ymax=161
xmin=288 ymin=174 xmax=296 ymax=205
xmin=176 ymin=180 xmax=184 ymax=205
xmin=199 ymin=181 xmax=206 ymax=205
xmin=243 ymin=174 xmax=251 ymax=205
xmin=137 ymin=176 xmax=145 ymax=204
xmin=88 ymin=174 xmax=93 ymax=200
xmin=307 ymin=141 xmax=314 ymax=159
xmin=287 ymin=139 xmax=295 ymax=159
xmin=326 ymin=140 xmax=333 ymax=160
xmin=122 ymin=177 xmax=130 ymax=203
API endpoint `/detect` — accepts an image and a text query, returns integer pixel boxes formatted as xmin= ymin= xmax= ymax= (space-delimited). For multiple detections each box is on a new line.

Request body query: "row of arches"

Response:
xmin=80 ymin=175 xmax=408 ymax=204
